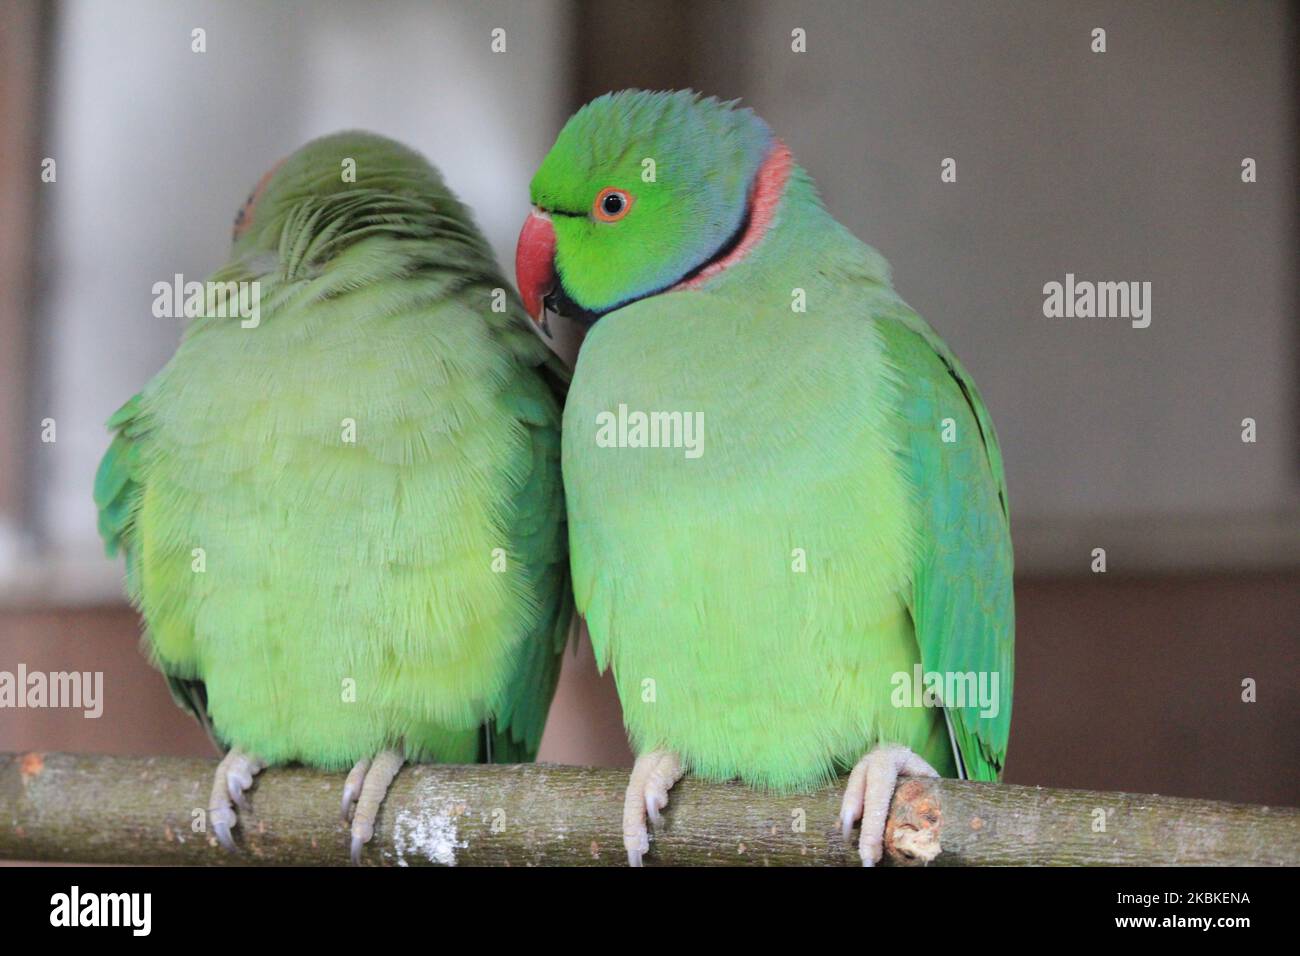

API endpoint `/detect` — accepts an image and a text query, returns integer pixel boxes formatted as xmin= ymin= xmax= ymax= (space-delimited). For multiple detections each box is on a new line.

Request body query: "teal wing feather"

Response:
xmin=93 ymin=395 xmax=146 ymax=570
xmin=880 ymin=308 xmax=1014 ymax=781
xmin=482 ymin=339 xmax=571 ymax=764
xmin=484 ymin=582 xmax=571 ymax=764
xmin=93 ymin=393 xmax=223 ymax=750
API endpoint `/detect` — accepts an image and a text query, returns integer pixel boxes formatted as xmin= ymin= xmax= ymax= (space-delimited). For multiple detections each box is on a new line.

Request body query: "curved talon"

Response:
xmin=646 ymin=790 xmax=668 ymax=827
xmin=626 ymin=832 xmax=649 ymax=868
xmin=345 ymin=749 xmax=404 ymax=866
xmin=622 ymin=750 xmax=684 ymax=867
xmin=341 ymin=758 xmax=370 ymax=824
xmin=840 ymin=806 xmax=857 ymax=841
xmin=227 ymin=773 xmax=252 ymax=811
xmin=350 ymin=815 xmax=376 ymax=865
xmin=210 ymin=806 xmax=238 ymax=852
xmin=206 ymin=749 xmax=265 ymax=853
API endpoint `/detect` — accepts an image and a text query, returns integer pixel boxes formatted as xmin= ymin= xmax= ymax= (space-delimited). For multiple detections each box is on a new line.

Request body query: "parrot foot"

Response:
xmin=622 ymin=749 xmax=684 ymax=867
xmin=340 ymin=757 xmax=371 ymax=824
xmin=839 ymin=743 xmax=939 ymax=867
xmin=347 ymin=748 xmax=405 ymax=865
xmin=208 ymin=749 xmax=266 ymax=852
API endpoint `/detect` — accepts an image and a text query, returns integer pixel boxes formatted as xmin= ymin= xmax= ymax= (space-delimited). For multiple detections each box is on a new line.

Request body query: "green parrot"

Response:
xmin=515 ymin=91 xmax=1013 ymax=866
xmin=95 ymin=131 xmax=570 ymax=863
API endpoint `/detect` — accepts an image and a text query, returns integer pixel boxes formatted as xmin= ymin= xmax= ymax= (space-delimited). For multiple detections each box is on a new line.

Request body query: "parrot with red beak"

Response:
xmin=516 ymin=90 xmax=1013 ymax=866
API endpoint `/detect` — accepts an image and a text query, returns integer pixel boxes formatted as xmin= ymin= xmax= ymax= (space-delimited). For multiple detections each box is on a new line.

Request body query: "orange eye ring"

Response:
xmin=593 ymin=187 xmax=634 ymax=222
xmin=232 ymin=158 xmax=285 ymax=241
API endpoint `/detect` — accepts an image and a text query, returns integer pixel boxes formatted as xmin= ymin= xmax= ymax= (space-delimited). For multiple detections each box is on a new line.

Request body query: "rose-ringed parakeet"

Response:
xmin=515 ymin=91 xmax=1013 ymax=866
xmin=95 ymin=131 xmax=570 ymax=863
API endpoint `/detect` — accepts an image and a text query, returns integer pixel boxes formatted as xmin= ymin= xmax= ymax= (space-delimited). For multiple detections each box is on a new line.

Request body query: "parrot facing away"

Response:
xmin=95 ymin=131 xmax=570 ymax=863
xmin=515 ymin=91 xmax=1014 ymax=866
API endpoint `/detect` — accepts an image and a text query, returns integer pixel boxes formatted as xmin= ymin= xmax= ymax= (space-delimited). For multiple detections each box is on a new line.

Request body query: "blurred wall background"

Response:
xmin=1 ymin=0 xmax=1296 ymax=806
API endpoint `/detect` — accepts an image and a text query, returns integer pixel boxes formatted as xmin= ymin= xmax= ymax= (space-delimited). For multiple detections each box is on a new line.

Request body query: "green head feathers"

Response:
xmin=528 ymin=90 xmax=773 ymax=318
xmin=229 ymin=131 xmax=491 ymax=273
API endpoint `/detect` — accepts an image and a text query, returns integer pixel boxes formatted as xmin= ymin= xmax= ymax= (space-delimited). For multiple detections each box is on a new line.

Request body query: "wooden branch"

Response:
xmin=2 ymin=752 xmax=1296 ymax=866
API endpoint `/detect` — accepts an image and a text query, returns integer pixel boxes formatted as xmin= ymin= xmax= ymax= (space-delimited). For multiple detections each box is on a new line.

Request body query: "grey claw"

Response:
xmin=341 ymin=785 xmax=359 ymax=825
xmin=227 ymin=772 xmax=253 ymax=810
xmin=210 ymin=809 xmax=237 ymax=851
xmin=350 ymin=833 xmax=365 ymax=866
xmin=645 ymin=787 xmax=665 ymax=828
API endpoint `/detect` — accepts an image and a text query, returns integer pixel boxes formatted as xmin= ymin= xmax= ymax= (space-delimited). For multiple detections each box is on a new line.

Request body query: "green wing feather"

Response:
xmin=94 ymin=394 xmax=224 ymax=749
xmin=880 ymin=309 xmax=1014 ymax=781
xmin=93 ymin=394 xmax=145 ymax=568
xmin=482 ymin=355 xmax=572 ymax=763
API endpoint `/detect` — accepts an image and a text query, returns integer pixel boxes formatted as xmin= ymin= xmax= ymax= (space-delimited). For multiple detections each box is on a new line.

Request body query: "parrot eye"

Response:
xmin=594 ymin=187 xmax=633 ymax=222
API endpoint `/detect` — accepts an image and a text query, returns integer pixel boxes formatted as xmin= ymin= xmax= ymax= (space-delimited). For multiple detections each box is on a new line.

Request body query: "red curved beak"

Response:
xmin=515 ymin=209 xmax=556 ymax=337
